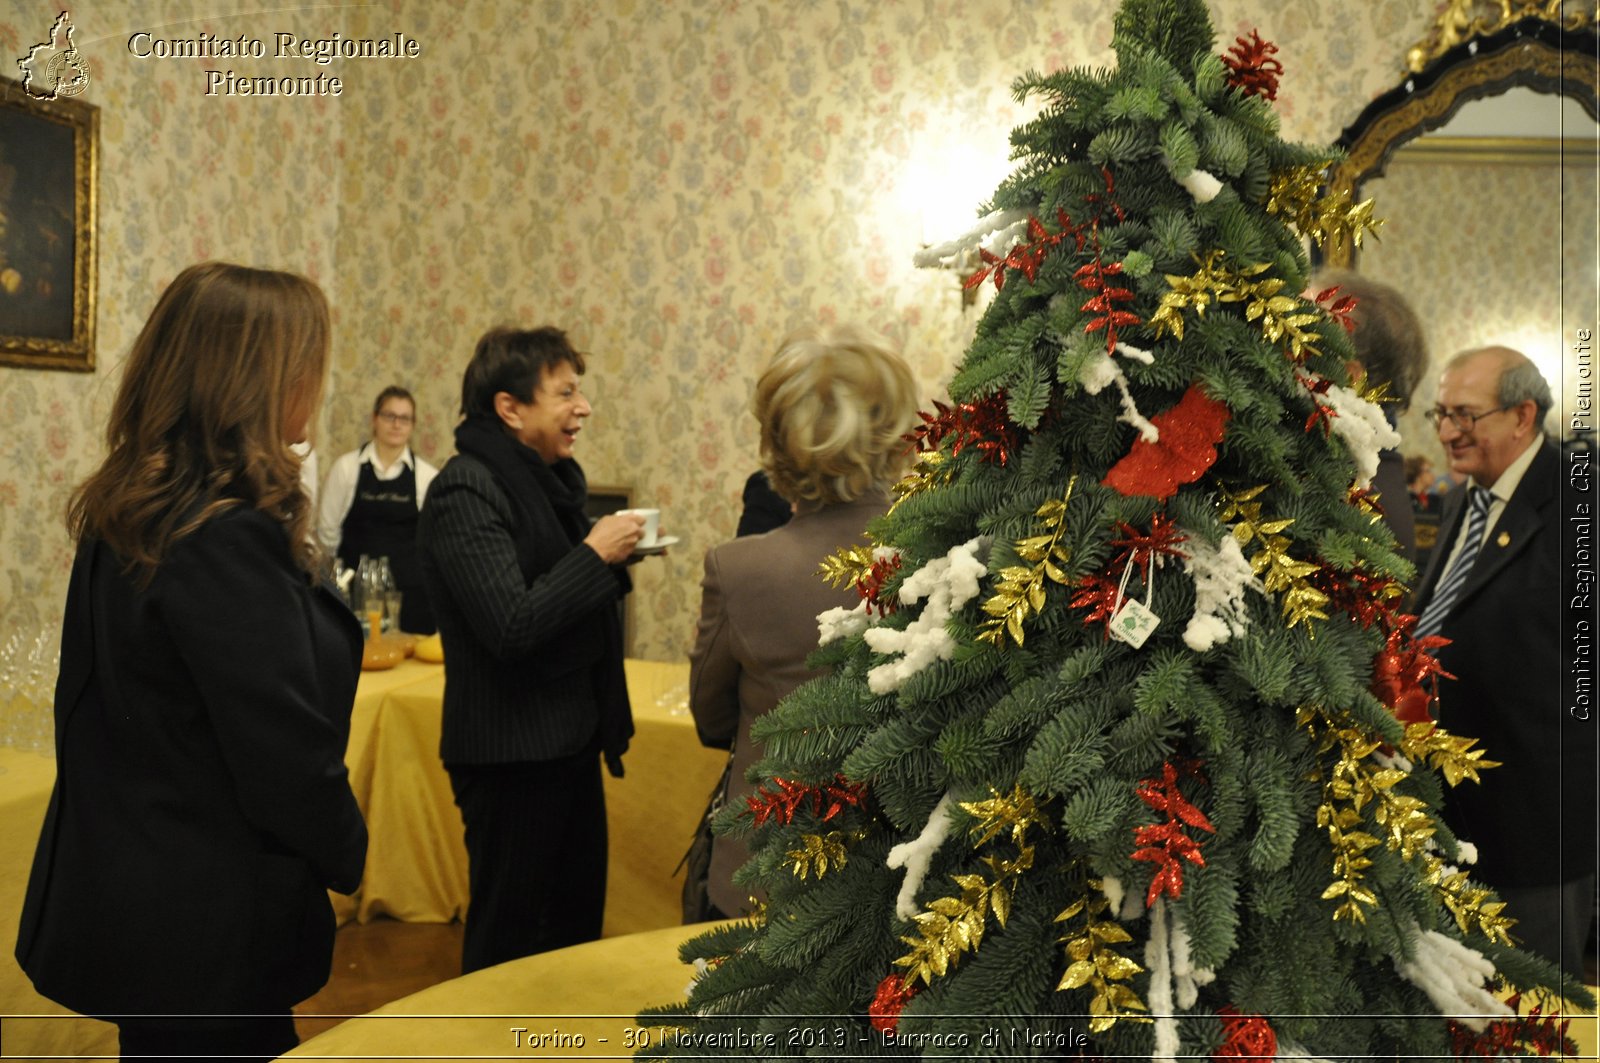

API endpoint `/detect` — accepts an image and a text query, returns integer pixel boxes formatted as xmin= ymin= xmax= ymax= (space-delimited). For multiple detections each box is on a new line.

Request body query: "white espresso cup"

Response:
xmin=620 ymin=507 xmax=660 ymax=546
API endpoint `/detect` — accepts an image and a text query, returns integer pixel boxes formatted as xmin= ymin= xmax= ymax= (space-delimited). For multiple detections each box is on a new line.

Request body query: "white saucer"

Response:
xmin=632 ymin=535 xmax=680 ymax=556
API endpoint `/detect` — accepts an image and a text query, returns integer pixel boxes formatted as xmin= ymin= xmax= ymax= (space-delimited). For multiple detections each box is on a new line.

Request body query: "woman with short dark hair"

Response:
xmin=418 ymin=325 xmax=651 ymax=973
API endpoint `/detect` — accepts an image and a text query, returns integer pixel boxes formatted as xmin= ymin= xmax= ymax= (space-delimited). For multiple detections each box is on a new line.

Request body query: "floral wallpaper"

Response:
xmin=1 ymin=0 xmax=1481 ymax=662
xmin=1361 ymin=156 xmax=1598 ymax=468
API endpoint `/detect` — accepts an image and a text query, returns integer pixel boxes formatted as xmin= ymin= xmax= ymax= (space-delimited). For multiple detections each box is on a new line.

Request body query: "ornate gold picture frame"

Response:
xmin=1321 ymin=9 xmax=1598 ymax=269
xmin=0 ymin=75 xmax=98 ymax=371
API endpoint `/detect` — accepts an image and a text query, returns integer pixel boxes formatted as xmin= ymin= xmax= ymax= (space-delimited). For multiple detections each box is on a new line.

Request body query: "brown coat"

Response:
xmin=688 ymin=494 xmax=888 ymax=915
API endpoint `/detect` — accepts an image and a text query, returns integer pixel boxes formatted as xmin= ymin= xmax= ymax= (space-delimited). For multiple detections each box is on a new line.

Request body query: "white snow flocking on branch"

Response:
xmin=862 ymin=536 xmax=990 ymax=694
xmin=1168 ymin=913 xmax=1216 ymax=1008
xmin=886 ymin=793 xmax=956 ymax=920
xmin=1392 ymin=925 xmax=1512 ymax=1032
xmin=815 ymin=546 xmax=899 ymax=646
xmin=816 ymin=600 xmax=870 ymax=646
xmin=912 ymin=207 xmax=1032 ymax=269
xmin=1181 ymin=529 xmax=1266 ymax=651
xmin=1079 ymin=351 xmax=1158 ymax=442
xmin=1145 ymin=899 xmax=1180 ymax=1061
xmin=1296 ymin=369 xmax=1402 ymax=488
xmin=1162 ymin=153 xmax=1224 ymax=203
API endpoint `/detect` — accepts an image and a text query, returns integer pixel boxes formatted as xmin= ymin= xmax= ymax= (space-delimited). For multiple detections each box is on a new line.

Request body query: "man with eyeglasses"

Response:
xmin=1412 ymin=345 xmax=1594 ymax=983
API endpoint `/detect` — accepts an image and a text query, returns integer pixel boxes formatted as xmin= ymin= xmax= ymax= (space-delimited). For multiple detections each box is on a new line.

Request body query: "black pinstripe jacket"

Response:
xmin=417 ymin=453 xmax=630 ymax=766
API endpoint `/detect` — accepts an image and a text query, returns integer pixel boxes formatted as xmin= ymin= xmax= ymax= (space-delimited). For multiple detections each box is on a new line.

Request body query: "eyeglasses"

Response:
xmin=1423 ymin=405 xmax=1512 ymax=432
xmin=376 ymin=412 xmax=415 ymax=425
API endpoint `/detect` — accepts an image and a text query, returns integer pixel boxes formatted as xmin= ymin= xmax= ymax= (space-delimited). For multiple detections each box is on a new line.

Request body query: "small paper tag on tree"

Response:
xmin=1109 ymin=598 xmax=1160 ymax=648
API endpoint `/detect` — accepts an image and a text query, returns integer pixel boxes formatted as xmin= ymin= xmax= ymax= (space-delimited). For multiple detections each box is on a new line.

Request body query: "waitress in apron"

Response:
xmin=318 ymin=385 xmax=439 ymax=632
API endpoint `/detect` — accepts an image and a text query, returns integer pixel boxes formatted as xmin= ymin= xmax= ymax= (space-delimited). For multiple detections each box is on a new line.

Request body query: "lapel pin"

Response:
xmin=1496 ymin=531 xmax=1510 ymax=548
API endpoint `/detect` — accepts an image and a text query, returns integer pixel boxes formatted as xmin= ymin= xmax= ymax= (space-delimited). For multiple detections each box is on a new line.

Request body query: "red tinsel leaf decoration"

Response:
xmin=1076 ymin=259 xmax=1142 ymax=353
xmin=1369 ymin=612 xmax=1454 ymax=726
xmin=747 ymin=775 xmax=868 ymax=827
xmin=869 ymin=973 xmax=919 ymax=1033
xmin=1069 ymin=573 xmax=1123 ymax=634
xmin=1102 ymin=384 xmax=1231 ymax=499
xmin=1298 ymin=372 xmax=1338 ymax=435
xmin=1131 ymin=761 xmax=1216 ymax=906
xmin=1222 ymin=30 xmax=1283 ymax=101
xmin=1214 ymin=1006 xmax=1278 ymax=1060
xmin=1313 ymin=565 xmax=1401 ymax=632
xmin=1313 ymin=285 xmax=1359 ymax=334
xmin=963 ymin=207 xmax=1087 ymax=293
xmin=908 ymin=395 xmax=1021 ymax=466
xmin=857 ymin=553 xmax=903 ymax=617
xmin=1110 ymin=514 xmax=1190 ymax=583
xmin=1449 ymin=992 xmax=1575 ymax=1057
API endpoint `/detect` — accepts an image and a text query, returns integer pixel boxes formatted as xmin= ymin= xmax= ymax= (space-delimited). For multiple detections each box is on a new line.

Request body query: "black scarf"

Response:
xmin=454 ymin=415 xmax=633 ymax=776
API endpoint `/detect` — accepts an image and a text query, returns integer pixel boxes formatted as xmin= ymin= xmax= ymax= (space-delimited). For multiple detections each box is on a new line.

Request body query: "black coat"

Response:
xmin=15 ymin=507 xmax=366 ymax=1014
xmin=1411 ymin=442 xmax=1595 ymax=888
xmin=417 ymin=453 xmax=632 ymax=767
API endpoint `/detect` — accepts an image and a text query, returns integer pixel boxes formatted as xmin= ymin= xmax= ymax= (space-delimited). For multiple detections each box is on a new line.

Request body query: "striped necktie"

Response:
xmin=1414 ymin=486 xmax=1492 ymax=641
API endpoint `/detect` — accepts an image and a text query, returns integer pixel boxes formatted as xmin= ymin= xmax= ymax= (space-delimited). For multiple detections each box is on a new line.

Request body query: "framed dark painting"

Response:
xmin=0 ymin=75 xmax=97 ymax=371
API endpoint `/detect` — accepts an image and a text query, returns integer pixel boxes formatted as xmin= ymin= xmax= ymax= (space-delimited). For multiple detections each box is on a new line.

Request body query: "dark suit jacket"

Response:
xmin=417 ymin=454 xmax=629 ymax=766
xmin=16 ymin=508 xmax=366 ymax=1014
xmin=1411 ymin=441 xmax=1594 ymax=887
xmin=689 ymin=495 xmax=888 ymax=915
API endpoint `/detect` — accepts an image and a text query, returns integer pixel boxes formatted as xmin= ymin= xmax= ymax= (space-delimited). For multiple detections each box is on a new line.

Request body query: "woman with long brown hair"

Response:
xmin=16 ymin=262 xmax=367 ymax=1062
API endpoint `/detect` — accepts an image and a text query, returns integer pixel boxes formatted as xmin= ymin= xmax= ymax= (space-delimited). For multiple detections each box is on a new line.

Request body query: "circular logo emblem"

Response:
xmin=45 ymin=50 xmax=91 ymax=98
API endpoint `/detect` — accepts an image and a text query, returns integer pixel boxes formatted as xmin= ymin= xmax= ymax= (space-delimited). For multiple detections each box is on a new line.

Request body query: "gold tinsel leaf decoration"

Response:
xmin=1150 ymin=250 xmax=1330 ymax=362
xmin=961 ymin=784 xmax=1047 ymax=849
xmin=1217 ymin=485 xmax=1330 ymax=628
xmin=817 ymin=544 xmax=879 ymax=592
xmin=977 ymin=476 xmax=1080 ymax=649
xmin=1265 ymin=163 xmax=1386 ymax=253
xmin=889 ymin=451 xmax=952 ymax=515
xmin=893 ymin=786 xmax=1047 ymax=986
xmin=1054 ymin=870 xmax=1149 ymax=1033
xmin=1301 ymin=707 xmax=1472 ymax=926
xmin=784 ymin=831 xmax=852 ymax=880
xmin=1423 ymin=856 xmax=1518 ymax=947
xmin=1397 ymin=720 xmax=1502 ymax=787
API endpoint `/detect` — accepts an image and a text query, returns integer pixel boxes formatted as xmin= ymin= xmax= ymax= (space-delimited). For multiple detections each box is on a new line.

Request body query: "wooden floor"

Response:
xmin=294 ymin=919 xmax=464 ymax=1043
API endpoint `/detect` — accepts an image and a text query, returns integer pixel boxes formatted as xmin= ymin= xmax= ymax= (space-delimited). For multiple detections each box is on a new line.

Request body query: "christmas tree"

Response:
xmin=642 ymin=0 xmax=1588 ymax=1056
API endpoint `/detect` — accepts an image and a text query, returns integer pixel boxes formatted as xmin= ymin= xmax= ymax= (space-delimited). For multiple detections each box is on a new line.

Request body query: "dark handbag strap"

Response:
xmin=674 ymin=751 xmax=735 ymax=875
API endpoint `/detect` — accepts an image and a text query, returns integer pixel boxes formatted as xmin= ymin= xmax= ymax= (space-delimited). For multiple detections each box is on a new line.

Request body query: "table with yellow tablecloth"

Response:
xmin=286 ymin=922 xmax=714 ymax=1062
xmin=334 ymin=658 xmax=727 ymax=937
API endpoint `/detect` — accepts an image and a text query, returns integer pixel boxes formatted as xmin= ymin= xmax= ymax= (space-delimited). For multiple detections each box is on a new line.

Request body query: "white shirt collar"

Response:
xmin=1470 ymin=434 xmax=1541 ymax=504
xmin=358 ymin=441 xmax=414 ymax=474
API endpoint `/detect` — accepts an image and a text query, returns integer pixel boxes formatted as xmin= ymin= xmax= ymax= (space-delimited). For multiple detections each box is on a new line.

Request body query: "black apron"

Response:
xmin=338 ymin=458 xmax=435 ymax=634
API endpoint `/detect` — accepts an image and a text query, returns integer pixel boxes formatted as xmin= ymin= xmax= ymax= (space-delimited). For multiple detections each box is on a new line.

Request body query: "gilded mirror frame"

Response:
xmin=1322 ymin=11 xmax=1598 ymax=269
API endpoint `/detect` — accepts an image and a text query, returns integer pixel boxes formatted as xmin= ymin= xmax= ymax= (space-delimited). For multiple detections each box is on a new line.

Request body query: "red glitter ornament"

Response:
xmin=1102 ymin=384 xmax=1231 ymax=499
xmin=746 ymin=775 xmax=869 ymax=827
xmin=1131 ymin=760 xmax=1215 ymax=907
xmin=1109 ymin=514 xmax=1190 ymax=583
xmin=1213 ymin=1006 xmax=1277 ymax=1059
xmin=1077 ymin=259 xmax=1140 ymax=353
xmin=869 ymin=973 xmax=919 ymax=1033
xmin=856 ymin=552 xmax=903 ymax=617
xmin=1222 ymin=30 xmax=1283 ymax=101
xmin=909 ymin=395 xmax=1021 ymax=466
xmin=1313 ymin=285 xmax=1359 ymax=334
xmin=1069 ymin=572 xmax=1124 ymax=635
xmin=1449 ymin=993 xmax=1575 ymax=1057
xmin=1369 ymin=613 xmax=1453 ymax=726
